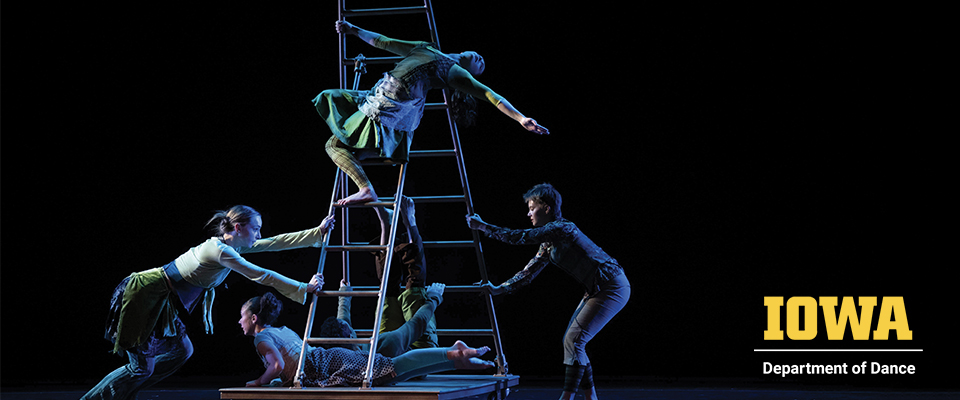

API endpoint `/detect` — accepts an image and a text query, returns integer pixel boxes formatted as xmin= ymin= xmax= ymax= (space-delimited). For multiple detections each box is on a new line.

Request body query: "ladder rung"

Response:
xmin=379 ymin=195 xmax=465 ymax=203
xmin=423 ymin=240 xmax=476 ymax=248
xmin=346 ymin=285 xmax=487 ymax=293
xmin=341 ymin=55 xmax=403 ymax=66
xmin=316 ymin=290 xmax=381 ymax=297
xmin=325 ymin=244 xmax=388 ymax=252
xmin=342 ymin=6 xmax=427 ymax=17
xmin=424 ymin=102 xmax=449 ymax=110
xmin=354 ymin=329 xmax=494 ymax=337
xmin=410 ymin=149 xmax=455 ymax=157
xmin=331 ymin=195 xmax=465 ymax=209
xmin=306 ymin=337 xmax=373 ymax=345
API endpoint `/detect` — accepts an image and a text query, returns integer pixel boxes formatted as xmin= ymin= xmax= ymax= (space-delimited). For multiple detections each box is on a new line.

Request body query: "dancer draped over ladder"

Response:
xmin=81 ymin=206 xmax=334 ymax=400
xmin=467 ymin=183 xmax=631 ymax=400
xmin=240 ymin=291 xmax=494 ymax=387
xmin=316 ymin=21 xmax=550 ymax=205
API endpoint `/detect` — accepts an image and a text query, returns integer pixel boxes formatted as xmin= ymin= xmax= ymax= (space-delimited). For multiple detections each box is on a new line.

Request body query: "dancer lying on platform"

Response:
xmin=240 ymin=292 xmax=493 ymax=387
xmin=316 ymin=20 xmax=550 ymax=205
xmin=466 ymin=183 xmax=631 ymax=400
xmin=82 ymin=206 xmax=334 ymax=400
xmin=319 ymin=280 xmax=445 ymax=358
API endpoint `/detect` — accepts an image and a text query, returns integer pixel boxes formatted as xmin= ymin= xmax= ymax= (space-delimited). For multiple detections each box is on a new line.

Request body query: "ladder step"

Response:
xmin=342 ymin=6 xmax=427 ymax=18
xmin=305 ymin=337 xmax=374 ymax=346
xmin=316 ymin=290 xmax=381 ymax=297
xmin=325 ymin=244 xmax=387 ymax=252
xmin=343 ymin=285 xmax=487 ymax=293
xmin=410 ymin=149 xmax=455 ymax=157
xmin=354 ymin=329 xmax=495 ymax=337
xmin=378 ymin=195 xmax=465 ymax=203
xmin=325 ymin=241 xmax=473 ymax=253
xmin=331 ymin=195 xmax=466 ymax=209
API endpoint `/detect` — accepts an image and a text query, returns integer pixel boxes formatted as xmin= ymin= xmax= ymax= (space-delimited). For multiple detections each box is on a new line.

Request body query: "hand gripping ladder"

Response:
xmin=293 ymin=0 xmax=508 ymax=389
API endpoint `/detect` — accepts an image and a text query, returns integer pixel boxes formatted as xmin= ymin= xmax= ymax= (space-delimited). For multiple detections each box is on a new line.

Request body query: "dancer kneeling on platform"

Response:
xmin=240 ymin=291 xmax=493 ymax=387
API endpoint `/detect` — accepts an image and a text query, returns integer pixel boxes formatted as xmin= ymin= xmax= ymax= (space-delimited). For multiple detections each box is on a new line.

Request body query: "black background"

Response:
xmin=2 ymin=1 xmax=953 ymax=391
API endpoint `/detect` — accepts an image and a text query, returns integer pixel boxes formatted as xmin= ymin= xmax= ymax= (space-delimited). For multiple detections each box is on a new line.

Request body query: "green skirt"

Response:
xmin=106 ymin=268 xmax=180 ymax=354
xmin=314 ymin=89 xmax=412 ymax=163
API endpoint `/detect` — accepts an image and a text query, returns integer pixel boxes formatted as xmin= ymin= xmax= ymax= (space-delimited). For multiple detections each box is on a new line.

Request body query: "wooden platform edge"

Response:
xmin=219 ymin=374 xmax=519 ymax=400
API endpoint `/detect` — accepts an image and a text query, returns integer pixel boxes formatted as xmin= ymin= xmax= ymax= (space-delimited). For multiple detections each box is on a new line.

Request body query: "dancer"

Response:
xmin=466 ymin=183 xmax=630 ymax=400
xmin=319 ymin=280 xmax=445 ymax=358
xmin=82 ymin=206 xmax=334 ymax=400
xmin=240 ymin=292 xmax=493 ymax=387
xmin=316 ymin=20 xmax=550 ymax=205
xmin=319 ymin=195 xmax=440 ymax=355
xmin=374 ymin=195 xmax=437 ymax=349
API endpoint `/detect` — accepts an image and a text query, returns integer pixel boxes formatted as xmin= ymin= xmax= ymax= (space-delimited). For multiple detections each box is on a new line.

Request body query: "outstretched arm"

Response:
xmin=336 ymin=20 xmax=379 ymax=47
xmin=448 ymin=68 xmax=550 ymax=135
xmin=497 ymin=99 xmax=550 ymax=135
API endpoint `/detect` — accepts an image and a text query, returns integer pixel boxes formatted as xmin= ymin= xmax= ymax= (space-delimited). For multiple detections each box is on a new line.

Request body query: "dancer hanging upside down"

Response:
xmin=316 ymin=20 xmax=549 ymax=205
xmin=240 ymin=292 xmax=494 ymax=387
xmin=466 ymin=183 xmax=631 ymax=400
xmin=82 ymin=206 xmax=334 ymax=400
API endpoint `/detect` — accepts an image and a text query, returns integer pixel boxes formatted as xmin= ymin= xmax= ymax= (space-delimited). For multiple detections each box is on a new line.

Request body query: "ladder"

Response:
xmin=293 ymin=0 xmax=508 ymax=389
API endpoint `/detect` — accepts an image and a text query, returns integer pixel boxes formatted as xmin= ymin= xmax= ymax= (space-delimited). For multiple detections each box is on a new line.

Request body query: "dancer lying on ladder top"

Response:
xmin=315 ymin=20 xmax=550 ymax=205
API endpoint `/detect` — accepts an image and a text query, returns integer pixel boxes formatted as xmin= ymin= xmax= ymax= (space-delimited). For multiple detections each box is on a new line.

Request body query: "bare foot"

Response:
xmin=426 ymin=283 xmax=445 ymax=298
xmin=399 ymin=195 xmax=416 ymax=226
xmin=447 ymin=340 xmax=492 ymax=370
xmin=338 ymin=186 xmax=378 ymax=205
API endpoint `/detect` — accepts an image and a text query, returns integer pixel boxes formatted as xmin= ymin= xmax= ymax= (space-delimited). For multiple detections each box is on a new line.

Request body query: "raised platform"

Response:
xmin=219 ymin=374 xmax=518 ymax=400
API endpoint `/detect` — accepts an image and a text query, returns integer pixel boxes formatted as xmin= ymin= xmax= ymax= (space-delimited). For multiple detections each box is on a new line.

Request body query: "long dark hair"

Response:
xmin=450 ymin=90 xmax=478 ymax=128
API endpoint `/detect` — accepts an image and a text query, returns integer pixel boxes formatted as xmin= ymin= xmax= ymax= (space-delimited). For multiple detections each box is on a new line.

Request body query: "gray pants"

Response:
xmin=563 ymin=273 xmax=631 ymax=366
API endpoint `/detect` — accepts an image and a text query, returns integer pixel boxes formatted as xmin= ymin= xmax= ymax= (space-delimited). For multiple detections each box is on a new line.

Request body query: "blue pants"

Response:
xmin=563 ymin=273 xmax=630 ymax=366
xmin=391 ymin=348 xmax=455 ymax=383
xmin=81 ymin=334 xmax=193 ymax=400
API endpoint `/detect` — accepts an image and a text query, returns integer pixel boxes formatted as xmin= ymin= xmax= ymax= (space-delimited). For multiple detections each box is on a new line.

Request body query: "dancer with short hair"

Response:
xmin=467 ymin=183 xmax=631 ymax=400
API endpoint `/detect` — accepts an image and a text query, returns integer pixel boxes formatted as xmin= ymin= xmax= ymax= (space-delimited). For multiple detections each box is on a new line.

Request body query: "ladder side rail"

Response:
xmin=424 ymin=0 xmax=509 ymax=374
xmin=361 ymin=163 xmax=408 ymax=389
xmin=423 ymin=0 xmax=440 ymax=45
xmin=338 ymin=0 xmax=348 ymax=89
xmin=441 ymin=85 xmax=509 ymax=375
xmin=294 ymin=168 xmax=343 ymax=388
xmin=443 ymin=84 xmax=507 ymax=376
xmin=341 ymin=52 xmax=368 ymax=288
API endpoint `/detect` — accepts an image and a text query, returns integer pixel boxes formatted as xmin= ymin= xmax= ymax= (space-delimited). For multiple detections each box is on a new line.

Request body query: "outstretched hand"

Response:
xmin=335 ymin=20 xmax=357 ymax=35
xmin=320 ymin=214 xmax=336 ymax=234
xmin=307 ymin=273 xmax=325 ymax=293
xmin=520 ymin=117 xmax=549 ymax=135
xmin=478 ymin=281 xmax=505 ymax=296
xmin=465 ymin=213 xmax=487 ymax=231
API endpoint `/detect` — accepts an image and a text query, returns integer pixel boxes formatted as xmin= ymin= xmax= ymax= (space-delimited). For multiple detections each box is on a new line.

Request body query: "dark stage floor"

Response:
xmin=3 ymin=379 xmax=957 ymax=400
